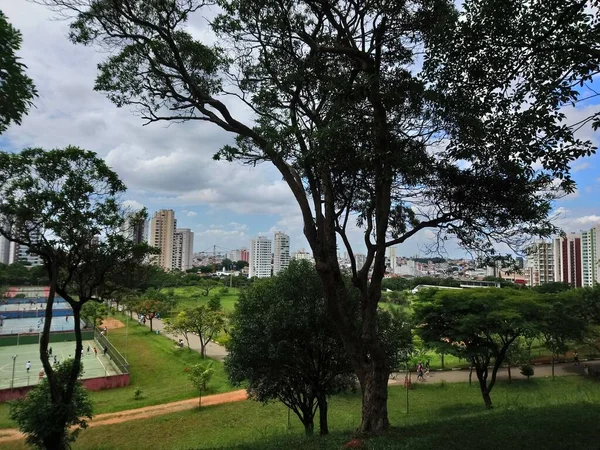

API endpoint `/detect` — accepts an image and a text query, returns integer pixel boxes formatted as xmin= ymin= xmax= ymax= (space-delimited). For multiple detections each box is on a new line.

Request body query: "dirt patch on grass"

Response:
xmin=101 ymin=317 xmax=125 ymax=330
xmin=0 ymin=389 xmax=247 ymax=444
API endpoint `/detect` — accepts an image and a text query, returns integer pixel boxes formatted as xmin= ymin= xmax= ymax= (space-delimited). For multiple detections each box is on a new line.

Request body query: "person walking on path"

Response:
xmin=93 ymin=347 xmax=98 ymax=357
xmin=574 ymin=351 xmax=580 ymax=365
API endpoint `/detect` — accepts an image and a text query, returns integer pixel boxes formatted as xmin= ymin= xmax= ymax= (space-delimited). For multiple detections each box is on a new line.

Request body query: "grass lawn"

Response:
xmin=0 ymin=315 xmax=234 ymax=429
xmin=3 ymin=376 xmax=599 ymax=450
xmin=165 ymin=286 xmax=240 ymax=314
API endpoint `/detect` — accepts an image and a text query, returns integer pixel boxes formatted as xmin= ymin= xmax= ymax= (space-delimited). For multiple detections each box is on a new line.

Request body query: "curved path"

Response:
xmin=0 ymin=389 xmax=247 ymax=444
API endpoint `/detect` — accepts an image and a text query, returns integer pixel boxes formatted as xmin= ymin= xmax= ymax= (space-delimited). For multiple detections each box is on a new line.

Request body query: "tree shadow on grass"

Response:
xmin=203 ymin=403 xmax=600 ymax=450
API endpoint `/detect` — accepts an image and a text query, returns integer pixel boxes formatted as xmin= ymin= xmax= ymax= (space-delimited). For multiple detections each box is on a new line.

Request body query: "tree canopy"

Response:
xmin=40 ymin=0 xmax=600 ymax=432
xmin=0 ymin=11 xmax=37 ymax=134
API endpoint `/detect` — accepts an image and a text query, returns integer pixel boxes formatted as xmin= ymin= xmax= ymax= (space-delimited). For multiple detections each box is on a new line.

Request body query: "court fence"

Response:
xmin=0 ymin=329 xmax=94 ymax=347
xmin=94 ymin=329 xmax=129 ymax=374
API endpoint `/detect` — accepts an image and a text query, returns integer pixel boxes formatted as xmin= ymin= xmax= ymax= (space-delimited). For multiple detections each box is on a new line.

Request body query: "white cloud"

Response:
xmin=121 ymin=199 xmax=145 ymax=211
xmin=186 ymin=211 xmax=198 ymax=217
xmin=572 ymin=161 xmax=591 ymax=173
xmin=574 ymin=215 xmax=600 ymax=226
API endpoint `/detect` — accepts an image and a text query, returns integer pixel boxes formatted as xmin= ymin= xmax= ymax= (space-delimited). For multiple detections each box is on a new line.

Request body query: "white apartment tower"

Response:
xmin=173 ymin=228 xmax=194 ymax=272
xmin=272 ymin=231 xmax=290 ymax=275
xmin=148 ymin=209 xmax=176 ymax=270
xmin=524 ymin=241 xmax=554 ymax=286
xmin=249 ymin=236 xmax=272 ymax=278
xmin=581 ymin=224 xmax=600 ymax=287
xmin=0 ymin=235 xmax=10 ymax=265
xmin=387 ymin=246 xmax=397 ymax=274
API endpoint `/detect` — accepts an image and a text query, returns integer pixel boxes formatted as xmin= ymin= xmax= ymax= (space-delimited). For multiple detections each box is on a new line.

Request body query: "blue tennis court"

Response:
xmin=0 ymin=317 xmax=82 ymax=336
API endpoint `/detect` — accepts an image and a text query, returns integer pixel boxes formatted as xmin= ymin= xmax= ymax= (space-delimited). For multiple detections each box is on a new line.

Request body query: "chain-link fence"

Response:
xmin=94 ymin=329 xmax=129 ymax=374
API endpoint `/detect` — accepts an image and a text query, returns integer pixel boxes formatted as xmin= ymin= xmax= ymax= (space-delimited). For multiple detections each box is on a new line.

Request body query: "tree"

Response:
xmin=537 ymin=293 xmax=586 ymax=379
xmin=164 ymin=310 xmax=192 ymax=349
xmin=234 ymin=260 xmax=249 ymax=271
xmin=9 ymin=359 xmax=92 ymax=450
xmin=186 ymin=305 xmax=226 ymax=358
xmin=226 ymin=261 xmax=354 ymax=435
xmin=221 ymin=258 xmax=233 ymax=271
xmin=189 ymin=361 xmax=214 ymax=407
xmin=207 ymin=295 xmax=222 ymax=312
xmin=413 ymin=289 xmax=540 ymax=409
xmin=0 ymin=11 xmax=37 ymax=134
xmin=81 ymin=301 xmax=108 ymax=329
xmin=198 ymin=278 xmax=220 ymax=297
xmin=0 ymin=146 xmax=144 ymax=449
xmin=42 ymin=0 xmax=599 ymax=432
xmin=134 ymin=290 xmax=171 ymax=332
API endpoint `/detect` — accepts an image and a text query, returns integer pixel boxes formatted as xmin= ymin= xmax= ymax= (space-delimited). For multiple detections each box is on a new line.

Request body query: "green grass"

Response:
xmin=165 ymin=286 xmax=240 ymax=314
xmin=0 ymin=315 xmax=235 ymax=429
xmin=3 ymin=376 xmax=598 ymax=450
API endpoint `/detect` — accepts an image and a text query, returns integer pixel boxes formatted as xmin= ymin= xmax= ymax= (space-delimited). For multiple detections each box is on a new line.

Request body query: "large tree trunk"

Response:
xmin=317 ymin=394 xmax=329 ymax=435
xmin=358 ymin=366 xmax=390 ymax=432
xmin=475 ymin=364 xmax=493 ymax=409
xmin=507 ymin=364 xmax=512 ymax=383
xmin=149 ymin=317 xmax=153 ymax=332
xmin=551 ymin=354 xmax=555 ymax=379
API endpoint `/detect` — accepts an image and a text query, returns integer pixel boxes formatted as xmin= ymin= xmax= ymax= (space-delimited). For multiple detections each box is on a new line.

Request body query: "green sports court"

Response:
xmin=0 ymin=339 xmax=122 ymax=389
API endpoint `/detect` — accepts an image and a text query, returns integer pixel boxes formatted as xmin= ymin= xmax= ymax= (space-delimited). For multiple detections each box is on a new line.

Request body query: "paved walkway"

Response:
xmin=389 ymin=360 xmax=600 ymax=384
xmin=0 ymin=389 xmax=247 ymax=444
xmin=139 ymin=315 xmax=228 ymax=361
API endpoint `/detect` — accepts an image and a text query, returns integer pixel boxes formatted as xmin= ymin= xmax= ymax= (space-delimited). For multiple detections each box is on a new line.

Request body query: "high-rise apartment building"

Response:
xmin=173 ymin=228 xmax=194 ymax=271
xmin=148 ymin=209 xmax=176 ymax=270
xmin=355 ymin=253 xmax=367 ymax=271
xmin=581 ymin=224 xmax=600 ymax=287
xmin=0 ymin=235 xmax=10 ymax=265
xmin=387 ymin=246 xmax=397 ymax=274
xmin=553 ymin=233 xmax=582 ymax=287
xmin=228 ymin=249 xmax=241 ymax=262
xmin=524 ymin=241 xmax=554 ymax=287
xmin=272 ymin=231 xmax=290 ymax=275
xmin=122 ymin=213 xmax=148 ymax=245
xmin=240 ymin=248 xmax=249 ymax=262
xmin=249 ymin=236 xmax=272 ymax=278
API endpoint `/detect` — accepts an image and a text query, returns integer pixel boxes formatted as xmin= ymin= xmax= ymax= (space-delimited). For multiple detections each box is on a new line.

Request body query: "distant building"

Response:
xmin=10 ymin=230 xmax=43 ymax=266
xmin=355 ymin=253 xmax=367 ymax=271
xmin=292 ymin=248 xmax=314 ymax=264
xmin=240 ymin=248 xmax=249 ymax=262
xmin=173 ymin=228 xmax=194 ymax=271
xmin=388 ymin=247 xmax=397 ymax=274
xmin=581 ymin=225 xmax=600 ymax=287
xmin=249 ymin=236 xmax=272 ymax=278
xmin=553 ymin=233 xmax=582 ymax=287
xmin=148 ymin=209 xmax=176 ymax=270
xmin=525 ymin=241 xmax=554 ymax=287
xmin=122 ymin=213 xmax=148 ymax=245
xmin=228 ymin=249 xmax=241 ymax=262
xmin=0 ymin=235 xmax=10 ymax=265
xmin=272 ymin=231 xmax=290 ymax=275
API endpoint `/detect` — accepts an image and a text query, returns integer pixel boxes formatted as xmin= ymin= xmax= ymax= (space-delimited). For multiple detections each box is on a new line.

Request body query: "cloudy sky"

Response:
xmin=1 ymin=2 xmax=599 ymax=258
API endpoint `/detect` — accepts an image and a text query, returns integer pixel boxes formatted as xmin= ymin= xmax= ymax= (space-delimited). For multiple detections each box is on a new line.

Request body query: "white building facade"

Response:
xmin=581 ymin=224 xmax=600 ymax=287
xmin=249 ymin=236 xmax=272 ymax=278
xmin=272 ymin=231 xmax=290 ymax=275
xmin=173 ymin=228 xmax=194 ymax=271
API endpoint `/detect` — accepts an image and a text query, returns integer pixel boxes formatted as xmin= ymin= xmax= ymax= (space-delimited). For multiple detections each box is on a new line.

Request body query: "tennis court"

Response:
xmin=0 ymin=340 xmax=120 ymax=389
xmin=0 ymin=317 xmax=82 ymax=335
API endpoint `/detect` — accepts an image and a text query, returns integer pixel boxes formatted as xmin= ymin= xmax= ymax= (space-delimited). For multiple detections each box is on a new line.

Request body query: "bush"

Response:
xmin=208 ymin=295 xmax=222 ymax=311
xmin=133 ymin=387 xmax=143 ymax=400
xmin=520 ymin=364 xmax=535 ymax=379
xmin=219 ymin=287 xmax=229 ymax=294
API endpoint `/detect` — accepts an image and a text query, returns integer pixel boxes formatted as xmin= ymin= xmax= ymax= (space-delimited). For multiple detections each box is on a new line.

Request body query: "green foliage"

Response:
xmin=164 ymin=310 xmax=192 ymax=348
xmin=133 ymin=387 xmax=143 ymax=400
xmin=234 ymin=260 xmax=249 ymax=271
xmin=189 ymin=361 xmax=215 ymax=406
xmin=0 ymin=11 xmax=37 ymax=134
xmin=198 ymin=278 xmax=220 ymax=296
xmin=534 ymin=282 xmax=572 ymax=294
xmin=81 ymin=301 xmax=108 ymax=328
xmin=226 ymin=260 xmax=355 ymax=435
xmin=185 ymin=305 xmax=227 ymax=357
xmin=413 ymin=288 xmax=542 ymax=408
xmin=207 ymin=294 xmax=222 ymax=312
xmin=520 ymin=364 xmax=535 ymax=380
xmin=0 ymin=262 xmax=48 ymax=286
xmin=9 ymin=359 xmax=92 ymax=450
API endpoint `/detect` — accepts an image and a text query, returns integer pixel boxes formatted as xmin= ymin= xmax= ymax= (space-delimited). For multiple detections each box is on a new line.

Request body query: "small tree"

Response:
xmin=135 ymin=297 xmax=170 ymax=332
xmin=164 ymin=310 xmax=192 ymax=349
xmin=207 ymin=295 xmax=222 ymax=312
xmin=186 ymin=305 xmax=226 ymax=358
xmin=189 ymin=361 xmax=214 ymax=407
xmin=10 ymin=360 xmax=92 ymax=450
xmin=81 ymin=301 xmax=108 ymax=329
xmin=520 ymin=364 xmax=534 ymax=380
xmin=414 ymin=289 xmax=540 ymax=409
xmin=198 ymin=279 xmax=220 ymax=297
